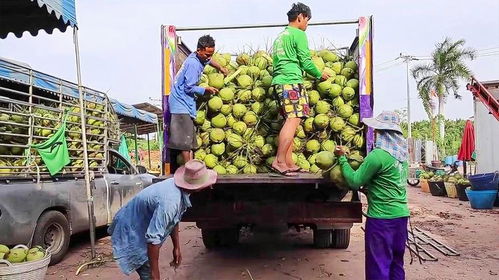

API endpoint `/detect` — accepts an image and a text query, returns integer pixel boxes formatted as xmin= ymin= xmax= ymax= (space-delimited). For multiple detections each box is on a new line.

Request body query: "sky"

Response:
xmin=1 ymin=0 xmax=498 ymax=122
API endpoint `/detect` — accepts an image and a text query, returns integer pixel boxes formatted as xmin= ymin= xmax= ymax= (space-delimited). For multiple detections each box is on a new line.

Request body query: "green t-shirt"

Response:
xmin=272 ymin=26 xmax=322 ymax=85
xmin=339 ymin=149 xmax=410 ymax=219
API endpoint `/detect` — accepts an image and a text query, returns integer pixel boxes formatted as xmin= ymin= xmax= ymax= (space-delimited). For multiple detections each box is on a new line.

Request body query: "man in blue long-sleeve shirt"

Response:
xmin=168 ymin=35 xmax=227 ymax=163
xmin=109 ymin=160 xmax=217 ymax=280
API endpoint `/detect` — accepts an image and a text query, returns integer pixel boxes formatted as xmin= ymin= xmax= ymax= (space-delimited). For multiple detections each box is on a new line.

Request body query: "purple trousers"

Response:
xmin=365 ymin=217 xmax=408 ymax=280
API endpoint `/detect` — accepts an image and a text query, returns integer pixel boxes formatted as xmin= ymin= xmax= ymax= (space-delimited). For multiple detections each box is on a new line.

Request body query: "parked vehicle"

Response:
xmin=0 ymin=58 xmax=155 ymax=264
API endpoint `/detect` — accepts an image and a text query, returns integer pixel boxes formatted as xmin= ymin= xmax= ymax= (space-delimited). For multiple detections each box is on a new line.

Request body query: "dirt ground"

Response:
xmin=46 ymin=186 xmax=499 ymax=280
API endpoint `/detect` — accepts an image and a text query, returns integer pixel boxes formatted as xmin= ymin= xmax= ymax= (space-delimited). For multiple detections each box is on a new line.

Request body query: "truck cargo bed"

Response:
xmin=154 ymin=173 xmax=329 ymax=185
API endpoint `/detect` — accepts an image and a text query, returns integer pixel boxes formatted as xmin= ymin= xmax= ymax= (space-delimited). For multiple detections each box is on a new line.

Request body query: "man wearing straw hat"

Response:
xmin=108 ymin=160 xmax=217 ymax=280
xmin=335 ymin=111 xmax=410 ymax=280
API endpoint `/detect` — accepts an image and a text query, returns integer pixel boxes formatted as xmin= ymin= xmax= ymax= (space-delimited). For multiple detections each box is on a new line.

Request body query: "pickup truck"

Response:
xmin=0 ymin=58 xmax=155 ymax=264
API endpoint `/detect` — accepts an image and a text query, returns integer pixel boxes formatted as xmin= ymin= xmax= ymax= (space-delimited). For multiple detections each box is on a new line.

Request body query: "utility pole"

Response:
xmin=398 ymin=53 xmax=419 ymax=139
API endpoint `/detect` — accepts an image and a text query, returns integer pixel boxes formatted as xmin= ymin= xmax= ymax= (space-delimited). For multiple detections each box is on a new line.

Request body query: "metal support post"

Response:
xmin=74 ymin=27 xmax=96 ymax=259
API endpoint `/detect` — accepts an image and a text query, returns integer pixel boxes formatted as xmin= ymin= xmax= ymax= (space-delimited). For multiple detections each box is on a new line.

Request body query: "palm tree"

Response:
xmin=411 ymin=38 xmax=476 ymax=140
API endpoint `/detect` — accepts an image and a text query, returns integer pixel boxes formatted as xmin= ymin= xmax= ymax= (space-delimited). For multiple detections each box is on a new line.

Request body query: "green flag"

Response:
xmin=32 ymin=118 xmax=70 ymax=176
xmin=118 ymin=135 xmax=131 ymax=161
xmin=116 ymin=135 xmax=131 ymax=168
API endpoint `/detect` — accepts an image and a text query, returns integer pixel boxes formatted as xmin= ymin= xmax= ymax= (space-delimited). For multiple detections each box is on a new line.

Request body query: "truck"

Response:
xmin=157 ymin=17 xmax=374 ymax=249
xmin=0 ymin=58 xmax=155 ymax=264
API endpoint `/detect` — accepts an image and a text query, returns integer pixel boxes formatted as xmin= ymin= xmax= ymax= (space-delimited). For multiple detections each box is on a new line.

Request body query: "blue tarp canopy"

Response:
xmin=0 ymin=57 xmax=158 ymax=126
xmin=110 ymin=99 xmax=158 ymax=125
xmin=0 ymin=57 xmax=103 ymax=103
xmin=0 ymin=0 xmax=77 ymax=39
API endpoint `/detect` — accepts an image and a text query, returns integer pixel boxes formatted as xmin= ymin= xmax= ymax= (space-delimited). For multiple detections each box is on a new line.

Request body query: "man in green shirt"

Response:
xmin=336 ymin=111 xmax=410 ymax=280
xmin=271 ymin=2 xmax=330 ymax=175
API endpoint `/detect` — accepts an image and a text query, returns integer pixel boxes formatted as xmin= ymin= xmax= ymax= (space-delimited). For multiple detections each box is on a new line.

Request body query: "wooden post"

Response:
xmin=147 ymin=133 xmax=151 ymax=169
xmin=134 ymin=124 xmax=139 ymax=166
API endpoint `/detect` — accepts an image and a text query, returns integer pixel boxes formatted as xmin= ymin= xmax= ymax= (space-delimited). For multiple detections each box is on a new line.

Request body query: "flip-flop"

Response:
xmin=290 ymin=167 xmax=310 ymax=173
xmin=270 ymin=166 xmax=298 ymax=177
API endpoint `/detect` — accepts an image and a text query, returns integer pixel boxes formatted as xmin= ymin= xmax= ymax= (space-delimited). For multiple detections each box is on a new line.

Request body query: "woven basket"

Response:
xmin=444 ymin=182 xmax=458 ymax=198
xmin=420 ymin=179 xmax=430 ymax=193
xmin=0 ymin=245 xmax=51 ymax=280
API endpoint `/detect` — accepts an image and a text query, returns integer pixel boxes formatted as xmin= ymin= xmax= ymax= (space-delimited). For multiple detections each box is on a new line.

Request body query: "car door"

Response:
xmin=105 ymin=150 xmax=144 ymax=219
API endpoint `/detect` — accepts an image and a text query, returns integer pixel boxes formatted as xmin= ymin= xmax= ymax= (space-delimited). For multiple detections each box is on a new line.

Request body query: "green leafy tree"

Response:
xmin=401 ymin=119 xmax=467 ymax=157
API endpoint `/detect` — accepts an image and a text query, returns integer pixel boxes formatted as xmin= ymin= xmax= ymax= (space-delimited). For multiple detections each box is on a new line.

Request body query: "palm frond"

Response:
xmin=411 ymin=63 xmax=434 ymax=79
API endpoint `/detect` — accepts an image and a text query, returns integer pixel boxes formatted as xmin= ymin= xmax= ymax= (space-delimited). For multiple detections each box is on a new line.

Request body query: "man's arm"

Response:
xmin=169 ymin=223 xmax=181 ymax=268
xmin=147 ymin=243 xmax=161 ymax=280
xmin=209 ymin=60 xmax=228 ymax=75
xmin=338 ymin=152 xmax=381 ymax=190
xmin=295 ymin=32 xmax=322 ymax=79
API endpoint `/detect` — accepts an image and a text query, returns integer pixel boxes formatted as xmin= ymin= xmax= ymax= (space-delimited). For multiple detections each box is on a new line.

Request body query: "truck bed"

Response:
xmin=153 ymin=173 xmax=329 ymax=185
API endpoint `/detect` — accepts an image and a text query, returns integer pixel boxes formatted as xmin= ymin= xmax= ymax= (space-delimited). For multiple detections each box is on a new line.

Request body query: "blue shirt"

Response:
xmin=169 ymin=52 xmax=209 ymax=118
xmin=108 ymin=178 xmax=191 ymax=275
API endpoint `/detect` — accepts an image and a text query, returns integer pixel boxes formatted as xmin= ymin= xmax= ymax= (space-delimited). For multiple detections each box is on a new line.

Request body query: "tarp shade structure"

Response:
xmin=111 ymin=98 xmax=158 ymax=126
xmin=0 ymin=0 xmax=77 ymax=39
xmin=0 ymin=57 xmax=105 ymax=103
xmin=0 ymin=57 xmax=157 ymax=132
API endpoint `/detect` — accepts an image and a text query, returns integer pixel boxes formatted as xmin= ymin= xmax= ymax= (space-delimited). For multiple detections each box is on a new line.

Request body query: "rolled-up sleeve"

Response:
xmin=145 ymin=204 xmax=178 ymax=245
xmin=184 ymin=61 xmax=206 ymax=96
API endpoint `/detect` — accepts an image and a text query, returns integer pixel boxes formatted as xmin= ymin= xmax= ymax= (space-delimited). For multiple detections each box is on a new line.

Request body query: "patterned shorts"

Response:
xmin=273 ymin=84 xmax=310 ymax=118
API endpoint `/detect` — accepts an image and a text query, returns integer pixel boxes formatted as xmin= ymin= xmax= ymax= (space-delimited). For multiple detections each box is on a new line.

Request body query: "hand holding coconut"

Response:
xmin=321 ymin=71 xmax=331 ymax=81
xmin=204 ymin=86 xmax=219 ymax=94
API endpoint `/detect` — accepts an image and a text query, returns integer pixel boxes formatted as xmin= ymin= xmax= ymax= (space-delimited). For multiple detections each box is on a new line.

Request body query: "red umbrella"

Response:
xmin=457 ymin=120 xmax=475 ymax=176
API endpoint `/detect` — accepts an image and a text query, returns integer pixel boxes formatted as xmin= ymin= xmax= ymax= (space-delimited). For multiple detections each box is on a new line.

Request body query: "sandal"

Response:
xmin=270 ymin=166 xmax=298 ymax=177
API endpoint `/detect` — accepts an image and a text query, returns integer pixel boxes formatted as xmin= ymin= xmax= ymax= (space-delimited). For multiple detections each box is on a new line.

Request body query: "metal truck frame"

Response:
xmin=159 ymin=17 xmax=374 ymax=248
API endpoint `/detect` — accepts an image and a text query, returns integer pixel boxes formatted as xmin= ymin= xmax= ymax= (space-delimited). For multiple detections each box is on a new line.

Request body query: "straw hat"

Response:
xmin=174 ymin=159 xmax=217 ymax=190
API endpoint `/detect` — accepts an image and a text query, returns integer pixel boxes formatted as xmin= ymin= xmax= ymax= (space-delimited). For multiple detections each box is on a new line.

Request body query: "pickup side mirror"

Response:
xmin=136 ymin=165 xmax=148 ymax=174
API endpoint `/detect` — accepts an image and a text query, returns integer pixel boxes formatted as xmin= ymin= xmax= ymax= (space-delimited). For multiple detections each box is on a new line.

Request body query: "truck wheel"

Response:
xmin=331 ymin=229 xmax=350 ymax=249
xmin=219 ymin=229 xmax=239 ymax=247
xmin=32 ymin=211 xmax=70 ymax=265
xmin=313 ymin=229 xmax=332 ymax=248
xmin=201 ymin=229 xmax=221 ymax=249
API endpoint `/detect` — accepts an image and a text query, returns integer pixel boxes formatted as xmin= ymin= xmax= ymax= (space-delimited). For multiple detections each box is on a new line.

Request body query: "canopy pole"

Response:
xmin=157 ymin=122 xmax=162 ymax=175
xmin=134 ymin=124 xmax=139 ymax=166
xmin=73 ymin=27 xmax=96 ymax=259
xmin=147 ymin=133 xmax=151 ymax=169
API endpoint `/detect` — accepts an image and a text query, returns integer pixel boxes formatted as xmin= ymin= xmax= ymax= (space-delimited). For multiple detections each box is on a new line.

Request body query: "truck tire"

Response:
xmin=313 ymin=229 xmax=332 ymax=248
xmin=32 ymin=211 xmax=70 ymax=265
xmin=201 ymin=229 xmax=221 ymax=249
xmin=331 ymin=229 xmax=350 ymax=249
xmin=219 ymin=229 xmax=239 ymax=247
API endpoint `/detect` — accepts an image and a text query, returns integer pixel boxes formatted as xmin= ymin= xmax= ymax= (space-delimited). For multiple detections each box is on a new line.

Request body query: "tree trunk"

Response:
xmin=438 ymin=95 xmax=445 ymax=140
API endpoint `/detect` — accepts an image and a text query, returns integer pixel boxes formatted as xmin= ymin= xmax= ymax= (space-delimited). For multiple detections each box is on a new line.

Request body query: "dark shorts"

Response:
xmin=168 ymin=113 xmax=197 ymax=151
xmin=136 ymin=261 xmax=151 ymax=280
xmin=273 ymin=84 xmax=310 ymax=118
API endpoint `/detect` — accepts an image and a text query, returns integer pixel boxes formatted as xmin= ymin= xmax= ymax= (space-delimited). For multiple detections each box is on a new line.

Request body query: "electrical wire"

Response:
xmin=375 ymin=60 xmax=404 ymax=73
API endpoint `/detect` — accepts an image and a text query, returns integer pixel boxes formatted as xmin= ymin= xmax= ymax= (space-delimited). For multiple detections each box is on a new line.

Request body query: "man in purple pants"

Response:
xmin=336 ymin=111 xmax=410 ymax=280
